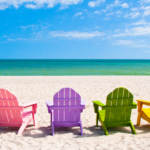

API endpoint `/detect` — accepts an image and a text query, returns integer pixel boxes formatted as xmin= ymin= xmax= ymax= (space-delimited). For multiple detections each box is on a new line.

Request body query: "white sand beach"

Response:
xmin=0 ymin=76 xmax=150 ymax=150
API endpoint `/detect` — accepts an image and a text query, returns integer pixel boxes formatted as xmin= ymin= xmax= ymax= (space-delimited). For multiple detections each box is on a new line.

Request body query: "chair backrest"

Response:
xmin=105 ymin=87 xmax=133 ymax=123
xmin=0 ymin=89 xmax=23 ymax=127
xmin=53 ymin=88 xmax=81 ymax=122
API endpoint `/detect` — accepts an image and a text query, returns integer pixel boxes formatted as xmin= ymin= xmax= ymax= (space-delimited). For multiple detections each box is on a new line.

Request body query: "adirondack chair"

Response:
xmin=93 ymin=87 xmax=137 ymax=135
xmin=137 ymin=99 xmax=150 ymax=126
xmin=0 ymin=89 xmax=37 ymax=135
xmin=46 ymin=88 xmax=85 ymax=135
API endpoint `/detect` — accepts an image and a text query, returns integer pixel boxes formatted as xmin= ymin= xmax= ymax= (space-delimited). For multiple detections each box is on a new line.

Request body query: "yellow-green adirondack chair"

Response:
xmin=93 ymin=87 xmax=137 ymax=135
xmin=137 ymin=99 xmax=150 ymax=126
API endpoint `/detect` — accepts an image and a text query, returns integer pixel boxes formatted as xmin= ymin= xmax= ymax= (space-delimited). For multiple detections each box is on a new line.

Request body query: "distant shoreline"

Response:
xmin=0 ymin=58 xmax=150 ymax=60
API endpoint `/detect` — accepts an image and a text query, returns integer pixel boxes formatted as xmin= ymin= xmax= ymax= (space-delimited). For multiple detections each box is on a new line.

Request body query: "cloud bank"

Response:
xmin=50 ymin=31 xmax=104 ymax=39
xmin=88 ymin=0 xmax=105 ymax=8
xmin=0 ymin=0 xmax=82 ymax=10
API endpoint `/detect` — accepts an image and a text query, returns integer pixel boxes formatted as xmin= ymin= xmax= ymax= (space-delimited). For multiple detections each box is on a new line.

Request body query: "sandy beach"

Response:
xmin=0 ymin=76 xmax=150 ymax=150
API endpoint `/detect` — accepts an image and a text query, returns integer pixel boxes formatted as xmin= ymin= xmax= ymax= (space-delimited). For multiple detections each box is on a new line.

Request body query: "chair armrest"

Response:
xmin=46 ymin=101 xmax=53 ymax=113
xmin=93 ymin=100 xmax=105 ymax=107
xmin=22 ymin=102 xmax=37 ymax=114
xmin=92 ymin=100 xmax=105 ymax=113
xmin=137 ymin=99 xmax=150 ymax=106
xmin=132 ymin=102 xmax=137 ymax=109
xmin=46 ymin=100 xmax=53 ymax=106
xmin=23 ymin=102 xmax=37 ymax=108
xmin=80 ymin=104 xmax=85 ymax=112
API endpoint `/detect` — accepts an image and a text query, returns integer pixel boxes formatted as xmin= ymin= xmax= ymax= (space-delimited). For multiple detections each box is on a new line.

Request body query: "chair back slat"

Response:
xmin=0 ymin=89 xmax=18 ymax=106
xmin=0 ymin=89 xmax=22 ymax=126
xmin=105 ymin=87 xmax=133 ymax=123
xmin=53 ymin=88 xmax=81 ymax=122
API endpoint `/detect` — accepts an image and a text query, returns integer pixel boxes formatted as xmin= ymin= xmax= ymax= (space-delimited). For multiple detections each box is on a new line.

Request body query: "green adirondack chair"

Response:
xmin=93 ymin=87 xmax=137 ymax=135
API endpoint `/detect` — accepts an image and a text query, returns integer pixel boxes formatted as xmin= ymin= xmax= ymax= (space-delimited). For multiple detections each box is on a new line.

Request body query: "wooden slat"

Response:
xmin=105 ymin=87 xmax=133 ymax=123
xmin=0 ymin=89 xmax=22 ymax=127
xmin=65 ymin=88 xmax=69 ymax=121
xmin=71 ymin=89 xmax=76 ymax=106
xmin=59 ymin=88 xmax=65 ymax=121
xmin=52 ymin=88 xmax=82 ymax=122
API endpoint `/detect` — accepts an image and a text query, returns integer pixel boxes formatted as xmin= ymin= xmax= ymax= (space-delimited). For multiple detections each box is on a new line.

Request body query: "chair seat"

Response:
xmin=22 ymin=111 xmax=33 ymax=122
xmin=99 ymin=109 xmax=130 ymax=127
xmin=142 ymin=108 xmax=150 ymax=118
xmin=53 ymin=121 xmax=81 ymax=127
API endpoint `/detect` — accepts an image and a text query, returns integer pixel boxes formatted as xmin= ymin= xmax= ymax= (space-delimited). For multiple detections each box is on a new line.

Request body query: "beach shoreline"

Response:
xmin=0 ymin=76 xmax=150 ymax=150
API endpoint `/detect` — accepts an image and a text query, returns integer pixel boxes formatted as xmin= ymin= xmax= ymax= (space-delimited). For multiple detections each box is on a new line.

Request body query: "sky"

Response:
xmin=0 ymin=0 xmax=150 ymax=59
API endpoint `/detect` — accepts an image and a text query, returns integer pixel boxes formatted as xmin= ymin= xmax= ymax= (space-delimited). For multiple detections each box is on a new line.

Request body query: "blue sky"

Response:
xmin=0 ymin=0 xmax=150 ymax=59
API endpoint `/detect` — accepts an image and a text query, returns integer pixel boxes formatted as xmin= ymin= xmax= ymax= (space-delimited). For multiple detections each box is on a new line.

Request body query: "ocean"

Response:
xmin=0 ymin=59 xmax=150 ymax=76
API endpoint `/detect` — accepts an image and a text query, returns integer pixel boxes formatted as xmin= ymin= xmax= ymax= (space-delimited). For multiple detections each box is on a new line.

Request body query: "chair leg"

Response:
xmin=130 ymin=122 xmax=136 ymax=134
xmin=101 ymin=122 xmax=109 ymax=135
xmin=18 ymin=122 xmax=29 ymax=136
xmin=80 ymin=123 xmax=83 ymax=136
xmin=31 ymin=113 xmax=38 ymax=129
xmin=96 ymin=114 xmax=99 ymax=127
xmin=137 ymin=112 xmax=142 ymax=126
xmin=32 ymin=113 xmax=35 ymax=126
xmin=51 ymin=124 xmax=54 ymax=136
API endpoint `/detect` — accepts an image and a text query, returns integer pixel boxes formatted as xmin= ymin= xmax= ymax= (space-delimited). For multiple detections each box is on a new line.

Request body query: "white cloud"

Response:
xmin=0 ymin=4 xmax=8 ymax=10
xmin=125 ymin=11 xmax=140 ymax=19
xmin=115 ymin=40 xmax=135 ymax=46
xmin=130 ymin=12 xmax=140 ymax=18
xmin=107 ymin=0 xmax=119 ymax=8
xmin=116 ymin=10 xmax=122 ymax=15
xmin=0 ymin=0 xmax=82 ymax=10
xmin=103 ymin=0 xmax=129 ymax=13
xmin=114 ymin=0 xmax=120 ymax=5
xmin=94 ymin=10 xmax=101 ymax=14
xmin=7 ymin=37 xmax=28 ymax=42
xmin=74 ymin=12 xmax=83 ymax=17
xmin=145 ymin=0 xmax=150 ymax=2
xmin=140 ymin=0 xmax=150 ymax=4
xmin=20 ymin=24 xmax=39 ymax=30
xmin=131 ymin=20 xmax=148 ymax=26
xmin=5 ymin=29 xmax=105 ymax=41
xmin=144 ymin=9 xmax=150 ymax=16
xmin=121 ymin=3 xmax=129 ymax=8
xmin=142 ymin=6 xmax=150 ymax=16
xmin=131 ymin=7 xmax=138 ymax=11
xmin=106 ymin=12 xmax=114 ymax=16
xmin=49 ymin=31 xmax=104 ymax=39
xmin=114 ymin=25 xmax=150 ymax=37
xmin=25 ymin=4 xmax=39 ymax=9
xmin=88 ymin=0 xmax=105 ymax=8
xmin=114 ymin=39 xmax=150 ymax=48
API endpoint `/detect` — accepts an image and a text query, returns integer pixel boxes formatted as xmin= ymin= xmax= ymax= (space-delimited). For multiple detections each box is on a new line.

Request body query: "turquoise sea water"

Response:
xmin=0 ymin=59 xmax=150 ymax=76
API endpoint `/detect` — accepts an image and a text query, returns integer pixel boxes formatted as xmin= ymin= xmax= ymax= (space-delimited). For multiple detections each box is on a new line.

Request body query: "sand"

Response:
xmin=0 ymin=76 xmax=150 ymax=150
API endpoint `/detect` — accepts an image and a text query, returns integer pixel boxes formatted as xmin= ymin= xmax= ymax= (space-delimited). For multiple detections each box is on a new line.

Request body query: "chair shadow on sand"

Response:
xmin=1 ymin=124 xmax=150 ymax=137
xmin=23 ymin=126 xmax=85 ymax=138
xmin=84 ymin=124 xmax=150 ymax=137
xmin=0 ymin=127 xmax=18 ymax=135
xmin=135 ymin=124 xmax=150 ymax=134
xmin=22 ymin=125 xmax=137 ymax=138
xmin=0 ymin=126 xmax=105 ymax=138
xmin=0 ymin=124 xmax=35 ymax=136
xmin=82 ymin=125 xmax=133 ymax=137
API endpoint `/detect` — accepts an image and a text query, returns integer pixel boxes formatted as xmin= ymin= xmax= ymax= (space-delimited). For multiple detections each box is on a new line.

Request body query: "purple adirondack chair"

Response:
xmin=46 ymin=88 xmax=85 ymax=136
